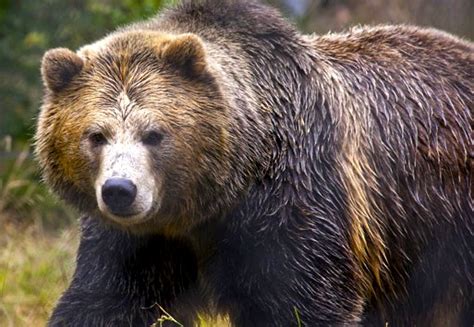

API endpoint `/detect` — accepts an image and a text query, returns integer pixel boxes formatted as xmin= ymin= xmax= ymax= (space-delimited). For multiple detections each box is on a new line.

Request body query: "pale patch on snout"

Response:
xmin=95 ymin=140 xmax=159 ymax=226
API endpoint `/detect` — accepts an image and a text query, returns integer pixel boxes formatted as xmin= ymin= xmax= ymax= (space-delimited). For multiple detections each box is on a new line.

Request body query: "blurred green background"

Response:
xmin=0 ymin=0 xmax=472 ymax=325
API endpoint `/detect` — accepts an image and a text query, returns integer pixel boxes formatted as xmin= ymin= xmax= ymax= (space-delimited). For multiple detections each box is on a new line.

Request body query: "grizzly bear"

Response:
xmin=36 ymin=0 xmax=473 ymax=326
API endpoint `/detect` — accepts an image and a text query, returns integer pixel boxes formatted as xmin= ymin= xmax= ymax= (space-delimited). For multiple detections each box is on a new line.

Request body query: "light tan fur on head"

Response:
xmin=36 ymin=31 xmax=236 ymax=235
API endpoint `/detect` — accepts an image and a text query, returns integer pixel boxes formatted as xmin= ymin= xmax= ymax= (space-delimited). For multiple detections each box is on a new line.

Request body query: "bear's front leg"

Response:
xmin=214 ymin=217 xmax=364 ymax=327
xmin=49 ymin=217 xmax=198 ymax=327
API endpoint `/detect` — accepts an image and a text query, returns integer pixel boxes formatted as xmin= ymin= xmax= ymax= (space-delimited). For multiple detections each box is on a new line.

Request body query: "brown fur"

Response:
xmin=37 ymin=31 xmax=251 ymax=236
xmin=37 ymin=1 xmax=473 ymax=326
xmin=307 ymin=25 xmax=473 ymax=321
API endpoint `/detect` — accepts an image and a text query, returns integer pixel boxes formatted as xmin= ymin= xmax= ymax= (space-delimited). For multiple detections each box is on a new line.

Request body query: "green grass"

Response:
xmin=0 ymin=137 xmax=77 ymax=326
xmin=0 ymin=222 xmax=78 ymax=326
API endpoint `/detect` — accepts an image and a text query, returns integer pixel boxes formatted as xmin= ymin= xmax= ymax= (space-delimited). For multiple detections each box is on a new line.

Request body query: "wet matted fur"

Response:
xmin=36 ymin=0 xmax=473 ymax=326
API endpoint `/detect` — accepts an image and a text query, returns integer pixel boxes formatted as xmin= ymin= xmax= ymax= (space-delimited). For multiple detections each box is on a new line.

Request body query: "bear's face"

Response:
xmin=36 ymin=32 xmax=232 ymax=234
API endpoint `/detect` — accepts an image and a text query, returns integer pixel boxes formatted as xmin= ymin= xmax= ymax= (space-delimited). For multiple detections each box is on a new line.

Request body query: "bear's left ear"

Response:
xmin=160 ymin=34 xmax=208 ymax=78
xmin=41 ymin=48 xmax=84 ymax=92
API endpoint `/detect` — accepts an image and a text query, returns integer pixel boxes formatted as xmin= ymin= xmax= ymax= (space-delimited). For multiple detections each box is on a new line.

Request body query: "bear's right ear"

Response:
xmin=159 ymin=34 xmax=208 ymax=79
xmin=41 ymin=48 xmax=84 ymax=92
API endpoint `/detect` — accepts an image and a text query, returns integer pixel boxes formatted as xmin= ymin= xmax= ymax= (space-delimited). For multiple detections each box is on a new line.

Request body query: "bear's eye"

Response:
xmin=89 ymin=132 xmax=107 ymax=147
xmin=142 ymin=131 xmax=163 ymax=146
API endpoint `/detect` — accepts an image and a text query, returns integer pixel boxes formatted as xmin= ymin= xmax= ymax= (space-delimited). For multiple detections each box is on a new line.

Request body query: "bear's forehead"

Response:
xmin=56 ymin=30 xmax=217 ymax=125
xmin=79 ymin=30 xmax=178 ymax=64
xmin=79 ymin=58 xmax=167 ymax=111
xmin=66 ymin=72 xmax=197 ymax=127
xmin=87 ymin=49 xmax=159 ymax=82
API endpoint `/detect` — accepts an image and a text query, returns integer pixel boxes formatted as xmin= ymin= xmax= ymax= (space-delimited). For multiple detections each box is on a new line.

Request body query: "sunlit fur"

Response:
xmin=37 ymin=31 xmax=268 ymax=235
xmin=36 ymin=0 xmax=473 ymax=326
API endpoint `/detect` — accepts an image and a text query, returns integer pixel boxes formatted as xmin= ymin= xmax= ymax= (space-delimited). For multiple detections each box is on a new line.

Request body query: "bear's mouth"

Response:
xmin=109 ymin=208 xmax=140 ymax=218
xmin=102 ymin=208 xmax=155 ymax=226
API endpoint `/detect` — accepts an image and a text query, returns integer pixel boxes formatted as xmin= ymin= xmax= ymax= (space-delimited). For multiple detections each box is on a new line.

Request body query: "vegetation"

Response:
xmin=0 ymin=222 xmax=78 ymax=326
xmin=0 ymin=0 xmax=471 ymax=325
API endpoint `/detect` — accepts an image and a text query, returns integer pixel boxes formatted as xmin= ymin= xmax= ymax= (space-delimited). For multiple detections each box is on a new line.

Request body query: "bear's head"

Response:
xmin=36 ymin=31 xmax=244 ymax=235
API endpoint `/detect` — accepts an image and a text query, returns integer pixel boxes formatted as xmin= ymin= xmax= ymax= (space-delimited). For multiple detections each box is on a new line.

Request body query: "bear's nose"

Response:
xmin=101 ymin=178 xmax=137 ymax=215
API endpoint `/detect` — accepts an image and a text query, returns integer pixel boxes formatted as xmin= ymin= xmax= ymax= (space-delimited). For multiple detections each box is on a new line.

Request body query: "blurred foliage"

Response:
xmin=0 ymin=0 xmax=472 ymax=222
xmin=0 ymin=136 xmax=75 ymax=228
xmin=0 ymin=223 xmax=78 ymax=326
xmin=275 ymin=0 xmax=474 ymax=37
